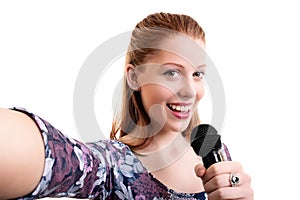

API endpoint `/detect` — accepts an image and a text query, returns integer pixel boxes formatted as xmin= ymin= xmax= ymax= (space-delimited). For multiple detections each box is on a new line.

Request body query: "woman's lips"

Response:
xmin=167 ymin=103 xmax=192 ymax=119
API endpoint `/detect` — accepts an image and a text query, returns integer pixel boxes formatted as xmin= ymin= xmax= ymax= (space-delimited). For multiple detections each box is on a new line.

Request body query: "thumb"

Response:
xmin=194 ymin=163 xmax=206 ymax=178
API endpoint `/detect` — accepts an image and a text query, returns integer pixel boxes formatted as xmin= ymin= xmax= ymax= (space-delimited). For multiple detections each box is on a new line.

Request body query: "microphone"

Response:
xmin=190 ymin=124 xmax=230 ymax=168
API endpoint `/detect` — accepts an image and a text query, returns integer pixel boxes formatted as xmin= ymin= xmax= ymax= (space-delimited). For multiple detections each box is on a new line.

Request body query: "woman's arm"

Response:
xmin=1 ymin=107 xmax=157 ymax=199
xmin=0 ymin=108 xmax=45 ymax=199
xmin=0 ymin=107 xmax=119 ymax=199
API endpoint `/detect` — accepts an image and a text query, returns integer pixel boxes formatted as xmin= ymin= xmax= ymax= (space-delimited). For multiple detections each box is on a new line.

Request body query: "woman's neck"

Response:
xmin=147 ymin=131 xmax=181 ymax=150
xmin=134 ymin=132 xmax=191 ymax=172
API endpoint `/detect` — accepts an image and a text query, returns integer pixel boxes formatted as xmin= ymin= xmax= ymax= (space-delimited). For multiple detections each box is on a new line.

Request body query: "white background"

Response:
xmin=1 ymin=0 xmax=299 ymax=199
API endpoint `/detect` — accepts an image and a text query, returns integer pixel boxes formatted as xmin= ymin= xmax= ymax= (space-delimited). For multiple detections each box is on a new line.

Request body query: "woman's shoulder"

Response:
xmin=87 ymin=139 xmax=143 ymax=170
xmin=90 ymin=139 xmax=131 ymax=151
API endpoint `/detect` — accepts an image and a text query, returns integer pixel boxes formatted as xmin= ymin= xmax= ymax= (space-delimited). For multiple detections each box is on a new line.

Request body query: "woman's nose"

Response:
xmin=177 ymin=78 xmax=196 ymax=99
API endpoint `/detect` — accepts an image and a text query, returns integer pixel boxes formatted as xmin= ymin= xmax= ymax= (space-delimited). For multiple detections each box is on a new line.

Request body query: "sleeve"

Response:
xmin=222 ymin=143 xmax=232 ymax=161
xmin=11 ymin=107 xmax=114 ymax=199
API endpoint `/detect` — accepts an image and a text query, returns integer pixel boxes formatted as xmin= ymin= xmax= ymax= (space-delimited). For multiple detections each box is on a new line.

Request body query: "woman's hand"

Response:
xmin=195 ymin=161 xmax=253 ymax=200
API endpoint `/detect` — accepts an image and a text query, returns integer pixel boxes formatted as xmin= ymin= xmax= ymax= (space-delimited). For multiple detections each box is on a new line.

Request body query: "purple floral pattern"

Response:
xmin=12 ymin=108 xmax=209 ymax=200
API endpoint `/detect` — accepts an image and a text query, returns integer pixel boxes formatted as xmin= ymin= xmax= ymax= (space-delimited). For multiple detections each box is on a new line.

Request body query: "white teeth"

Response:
xmin=182 ymin=106 xmax=189 ymax=112
xmin=168 ymin=104 xmax=191 ymax=112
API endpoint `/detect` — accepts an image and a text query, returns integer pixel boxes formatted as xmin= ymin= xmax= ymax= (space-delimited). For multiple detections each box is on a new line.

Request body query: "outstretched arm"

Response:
xmin=0 ymin=108 xmax=45 ymax=199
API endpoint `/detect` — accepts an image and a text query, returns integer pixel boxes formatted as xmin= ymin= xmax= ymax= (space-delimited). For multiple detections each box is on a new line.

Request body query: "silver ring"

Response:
xmin=229 ymin=173 xmax=240 ymax=187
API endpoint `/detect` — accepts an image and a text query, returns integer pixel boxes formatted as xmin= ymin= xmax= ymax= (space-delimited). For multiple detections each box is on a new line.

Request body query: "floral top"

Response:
xmin=13 ymin=107 xmax=212 ymax=200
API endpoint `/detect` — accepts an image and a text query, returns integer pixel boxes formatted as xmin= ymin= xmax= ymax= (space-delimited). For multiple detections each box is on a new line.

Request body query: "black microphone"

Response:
xmin=190 ymin=124 xmax=230 ymax=168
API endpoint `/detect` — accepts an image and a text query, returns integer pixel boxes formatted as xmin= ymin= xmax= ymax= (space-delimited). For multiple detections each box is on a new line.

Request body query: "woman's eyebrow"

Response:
xmin=160 ymin=62 xmax=183 ymax=68
xmin=161 ymin=62 xmax=206 ymax=70
xmin=196 ymin=64 xmax=207 ymax=70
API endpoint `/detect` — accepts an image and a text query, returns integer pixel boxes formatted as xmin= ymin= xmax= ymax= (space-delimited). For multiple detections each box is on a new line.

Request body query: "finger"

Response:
xmin=206 ymin=171 xmax=251 ymax=190
xmin=194 ymin=163 xmax=206 ymax=178
xmin=202 ymin=161 xmax=243 ymax=183
xmin=204 ymin=173 xmax=230 ymax=193
xmin=205 ymin=171 xmax=252 ymax=196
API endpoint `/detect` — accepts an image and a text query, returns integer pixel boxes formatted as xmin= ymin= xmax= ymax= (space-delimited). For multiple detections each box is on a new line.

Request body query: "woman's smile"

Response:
xmin=166 ymin=103 xmax=192 ymax=119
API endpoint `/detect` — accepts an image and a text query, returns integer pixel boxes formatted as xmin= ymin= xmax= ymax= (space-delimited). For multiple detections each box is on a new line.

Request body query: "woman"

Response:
xmin=0 ymin=12 xmax=253 ymax=199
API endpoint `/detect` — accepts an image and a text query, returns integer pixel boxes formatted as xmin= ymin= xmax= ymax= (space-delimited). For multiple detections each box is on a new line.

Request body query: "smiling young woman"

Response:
xmin=0 ymin=12 xmax=253 ymax=200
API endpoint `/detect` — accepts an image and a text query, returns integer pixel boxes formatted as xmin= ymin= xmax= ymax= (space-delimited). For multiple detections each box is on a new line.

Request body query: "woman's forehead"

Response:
xmin=145 ymin=50 xmax=206 ymax=68
xmin=156 ymin=35 xmax=206 ymax=67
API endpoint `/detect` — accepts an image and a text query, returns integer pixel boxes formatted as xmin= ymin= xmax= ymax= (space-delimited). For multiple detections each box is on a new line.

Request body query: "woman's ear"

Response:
xmin=126 ymin=64 xmax=140 ymax=91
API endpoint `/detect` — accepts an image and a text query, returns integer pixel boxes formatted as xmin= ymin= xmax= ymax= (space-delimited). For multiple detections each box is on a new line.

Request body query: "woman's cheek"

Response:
xmin=196 ymin=82 xmax=205 ymax=101
xmin=141 ymin=85 xmax=173 ymax=108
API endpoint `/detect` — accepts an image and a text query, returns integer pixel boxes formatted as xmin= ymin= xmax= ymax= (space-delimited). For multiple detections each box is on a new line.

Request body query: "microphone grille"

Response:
xmin=190 ymin=124 xmax=221 ymax=157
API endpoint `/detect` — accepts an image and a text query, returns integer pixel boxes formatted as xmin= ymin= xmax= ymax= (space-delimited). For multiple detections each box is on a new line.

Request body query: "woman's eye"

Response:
xmin=163 ymin=70 xmax=181 ymax=79
xmin=193 ymin=71 xmax=205 ymax=78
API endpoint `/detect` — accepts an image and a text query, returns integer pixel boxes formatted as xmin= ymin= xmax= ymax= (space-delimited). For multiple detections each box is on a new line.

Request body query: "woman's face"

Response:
xmin=136 ymin=37 xmax=206 ymax=134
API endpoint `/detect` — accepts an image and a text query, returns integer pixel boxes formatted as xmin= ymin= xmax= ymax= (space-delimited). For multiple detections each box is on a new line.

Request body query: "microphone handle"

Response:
xmin=202 ymin=144 xmax=231 ymax=168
